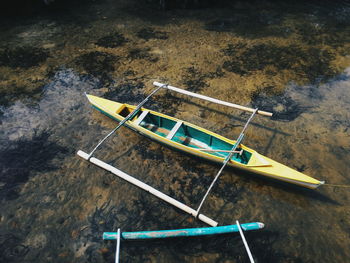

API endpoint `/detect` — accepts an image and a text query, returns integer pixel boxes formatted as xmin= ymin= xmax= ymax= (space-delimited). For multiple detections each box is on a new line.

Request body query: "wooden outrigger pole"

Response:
xmin=153 ymin=82 xmax=273 ymax=117
xmin=236 ymin=220 xmax=256 ymax=263
xmin=114 ymin=229 xmax=121 ymax=263
xmin=77 ymin=150 xmax=218 ymax=226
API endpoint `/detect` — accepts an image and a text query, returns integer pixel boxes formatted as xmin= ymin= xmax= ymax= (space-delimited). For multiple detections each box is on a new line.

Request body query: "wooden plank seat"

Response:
xmin=166 ymin=121 xmax=183 ymax=140
xmin=134 ymin=110 xmax=149 ymax=126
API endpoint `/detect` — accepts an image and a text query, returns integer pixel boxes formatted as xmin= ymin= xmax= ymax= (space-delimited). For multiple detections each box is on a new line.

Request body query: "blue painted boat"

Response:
xmin=103 ymin=222 xmax=264 ymax=240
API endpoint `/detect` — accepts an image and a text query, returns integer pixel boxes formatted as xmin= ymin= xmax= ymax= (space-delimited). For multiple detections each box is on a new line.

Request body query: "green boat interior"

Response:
xmin=119 ymin=107 xmax=252 ymax=164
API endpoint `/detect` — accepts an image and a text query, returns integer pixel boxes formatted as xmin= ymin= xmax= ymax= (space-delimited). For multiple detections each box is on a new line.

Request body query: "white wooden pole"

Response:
xmin=77 ymin=150 xmax=218 ymax=227
xmin=236 ymin=220 xmax=255 ymax=263
xmin=153 ymin=81 xmax=272 ymax=117
xmin=115 ymin=228 xmax=121 ymax=263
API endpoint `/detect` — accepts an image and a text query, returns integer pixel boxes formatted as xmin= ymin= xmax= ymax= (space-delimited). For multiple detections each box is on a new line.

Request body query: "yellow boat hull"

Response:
xmin=86 ymin=94 xmax=324 ymax=189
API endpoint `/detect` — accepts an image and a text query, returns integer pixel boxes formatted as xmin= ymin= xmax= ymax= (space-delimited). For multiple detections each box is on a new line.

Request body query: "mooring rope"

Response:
xmin=323 ymin=183 xmax=350 ymax=188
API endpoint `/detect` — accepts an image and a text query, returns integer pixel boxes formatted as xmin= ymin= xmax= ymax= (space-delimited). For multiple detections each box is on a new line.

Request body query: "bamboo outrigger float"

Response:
xmin=103 ymin=222 xmax=264 ymax=240
xmin=104 ymin=221 xmax=264 ymax=263
xmin=77 ymin=82 xmax=324 ymax=226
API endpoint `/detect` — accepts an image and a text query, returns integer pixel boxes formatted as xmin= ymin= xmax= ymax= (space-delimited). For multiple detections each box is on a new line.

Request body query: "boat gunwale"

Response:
xmin=87 ymin=95 xmax=323 ymax=188
xmin=93 ymin=100 xmax=253 ymax=166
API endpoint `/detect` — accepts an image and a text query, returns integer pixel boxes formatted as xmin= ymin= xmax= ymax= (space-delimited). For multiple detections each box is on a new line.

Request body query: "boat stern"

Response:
xmin=249 ymin=156 xmax=325 ymax=189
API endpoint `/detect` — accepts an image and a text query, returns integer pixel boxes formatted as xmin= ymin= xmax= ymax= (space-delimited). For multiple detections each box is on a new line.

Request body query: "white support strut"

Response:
xmin=134 ymin=110 xmax=149 ymax=126
xmin=153 ymin=81 xmax=272 ymax=117
xmin=77 ymin=150 xmax=218 ymax=227
xmin=166 ymin=121 xmax=183 ymax=139
xmin=236 ymin=220 xmax=255 ymax=263
xmin=115 ymin=228 xmax=121 ymax=263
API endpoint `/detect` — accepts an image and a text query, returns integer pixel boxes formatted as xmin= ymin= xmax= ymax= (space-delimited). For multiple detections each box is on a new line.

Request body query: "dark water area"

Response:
xmin=1 ymin=0 xmax=350 ymax=262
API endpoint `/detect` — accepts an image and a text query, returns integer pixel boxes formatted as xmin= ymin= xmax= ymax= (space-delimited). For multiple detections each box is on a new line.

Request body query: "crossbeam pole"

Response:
xmin=196 ymin=109 xmax=258 ymax=216
xmin=115 ymin=228 xmax=121 ymax=263
xmin=87 ymin=85 xmax=164 ymax=159
xmin=153 ymin=81 xmax=272 ymax=117
xmin=236 ymin=220 xmax=255 ymax=263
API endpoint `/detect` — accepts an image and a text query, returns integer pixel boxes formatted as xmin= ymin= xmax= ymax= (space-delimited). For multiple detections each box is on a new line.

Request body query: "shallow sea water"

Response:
xmin=0 ymin=0 xmax=350 ymax=262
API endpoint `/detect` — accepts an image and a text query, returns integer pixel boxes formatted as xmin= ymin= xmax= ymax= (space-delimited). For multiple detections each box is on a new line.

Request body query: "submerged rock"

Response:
xmin=95 ymin=33 xmax=128 ymax=48
xmin=0 ymin=131 xmax=68 ymax=200
xmin=74 ymin=51 xmax=118 ymax=86
xmin=222 ymin=42 xmax=336 ymax=83
xmin=128 ymin=47 xmax=159 ymax=62
xmin=0 ymin=47 xmax=48 ymax=69
xmin=136 ymin=28 xmax=168 ymax=40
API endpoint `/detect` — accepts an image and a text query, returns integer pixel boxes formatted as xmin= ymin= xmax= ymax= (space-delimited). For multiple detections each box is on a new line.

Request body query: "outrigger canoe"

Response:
xmin=85 ymin=94 xmax=324 ymax=189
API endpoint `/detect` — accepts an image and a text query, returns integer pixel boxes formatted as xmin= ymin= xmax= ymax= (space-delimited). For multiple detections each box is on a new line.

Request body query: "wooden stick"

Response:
xmin=77 ymin=150 xmax=218 ymax=227
xmin=153 ymin=81 xmax=272 ymax=117
xmin=197 ymin=149 xmax=243 ymax=154
xmin=115 ymin=228 xmax=120 ymax=263
xmin=236 ymin=220 xmax=255 ymax=263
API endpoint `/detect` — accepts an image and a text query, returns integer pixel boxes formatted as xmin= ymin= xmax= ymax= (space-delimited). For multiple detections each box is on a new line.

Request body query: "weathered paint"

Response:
xmin=103 ymin=222 xmax=264 ymax=240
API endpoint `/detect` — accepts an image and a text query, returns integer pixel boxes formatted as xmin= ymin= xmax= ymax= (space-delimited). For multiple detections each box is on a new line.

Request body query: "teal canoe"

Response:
xmin=103 ymin=222 xmax=264 ymax=240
